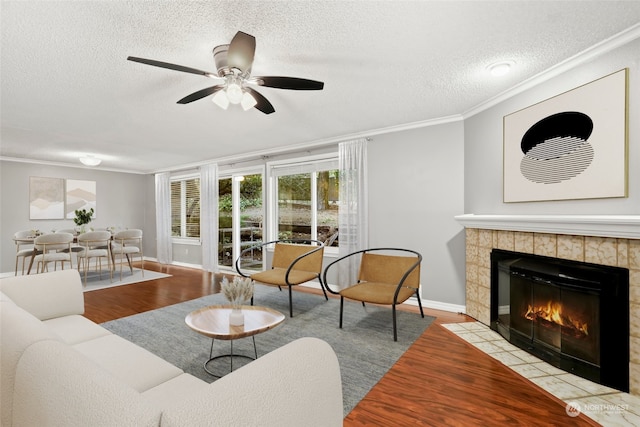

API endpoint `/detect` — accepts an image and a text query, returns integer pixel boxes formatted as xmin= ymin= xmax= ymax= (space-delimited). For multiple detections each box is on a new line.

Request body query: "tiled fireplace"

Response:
xmin=455 ymin=214 xmax=640 ymax=396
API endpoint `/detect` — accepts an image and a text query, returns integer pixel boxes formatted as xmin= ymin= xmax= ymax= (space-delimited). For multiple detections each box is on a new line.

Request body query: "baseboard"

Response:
xmin=416 ymin=298 xmax=466 ymax=314
xmin=301 ymin=281 xmax=466 ymax=315
xmin=167 ymin=260 xmax=202 ymax=269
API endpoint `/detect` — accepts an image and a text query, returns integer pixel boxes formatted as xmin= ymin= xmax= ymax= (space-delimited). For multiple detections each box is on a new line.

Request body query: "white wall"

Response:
xmin=368 ymin=122 xmax=466 ymax=308
xmin=0 ymin=161 xmax=152 ymax=274
xmin=464 ymin=38 xmax=640 ymax=214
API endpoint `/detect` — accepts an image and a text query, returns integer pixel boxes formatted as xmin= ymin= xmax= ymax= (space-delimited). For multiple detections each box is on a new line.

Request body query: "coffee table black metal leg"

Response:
xmin=230 ymin=340 xmax=234 ymax=371
xmin=204 ymin=337 xmax=258 ymax=377
xmin=209 ymin=337 xmax=215 ymax=359
xmin=252 ymin=336 xmax=257 ymax=359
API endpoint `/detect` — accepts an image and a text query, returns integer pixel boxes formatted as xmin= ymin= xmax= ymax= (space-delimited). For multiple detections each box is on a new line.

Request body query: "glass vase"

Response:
xmin=229 ymin=306 xmax=244 ymax=326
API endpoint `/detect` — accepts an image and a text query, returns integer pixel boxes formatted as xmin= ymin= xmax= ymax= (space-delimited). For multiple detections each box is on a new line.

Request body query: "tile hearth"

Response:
xmin=442 ymin=322 xmax=640 ymax=426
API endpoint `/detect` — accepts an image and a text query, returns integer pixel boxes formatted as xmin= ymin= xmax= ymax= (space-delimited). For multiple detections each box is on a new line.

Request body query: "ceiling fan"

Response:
xmin=127 ymin=31 xmax=324 ymax=114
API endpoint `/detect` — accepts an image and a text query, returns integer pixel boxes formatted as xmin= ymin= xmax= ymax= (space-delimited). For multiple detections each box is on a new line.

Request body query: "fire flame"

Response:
xmin=524 ymin=301 xmax=589 ymax=336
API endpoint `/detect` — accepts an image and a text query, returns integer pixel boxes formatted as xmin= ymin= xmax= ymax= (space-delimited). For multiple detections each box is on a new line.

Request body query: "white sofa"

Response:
xmin=0 ymin=269 xmax=343 ymax=426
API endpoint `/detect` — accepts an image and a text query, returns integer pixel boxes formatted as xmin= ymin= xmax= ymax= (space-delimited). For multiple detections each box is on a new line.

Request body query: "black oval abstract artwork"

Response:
xmin=519 ymin=111 xmax=594 ymax=184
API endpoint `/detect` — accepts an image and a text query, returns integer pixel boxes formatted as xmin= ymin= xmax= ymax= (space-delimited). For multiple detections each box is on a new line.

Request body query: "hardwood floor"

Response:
xmin=83 ymin=262 xmax=600 ymax=426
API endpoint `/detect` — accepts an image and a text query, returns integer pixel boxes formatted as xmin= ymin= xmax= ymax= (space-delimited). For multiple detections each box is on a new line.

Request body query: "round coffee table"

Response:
xmin=185 ymin=305 xmax=285 ymax=376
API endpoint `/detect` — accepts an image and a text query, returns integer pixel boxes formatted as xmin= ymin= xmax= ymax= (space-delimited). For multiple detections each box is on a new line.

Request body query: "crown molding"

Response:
xmin=463 ymin=22 xmax=640 ymax=119
xmin=149 ymin=114 xmax=464 ymax=174
xmin=0 ymin=156 xmax=147 ymax=175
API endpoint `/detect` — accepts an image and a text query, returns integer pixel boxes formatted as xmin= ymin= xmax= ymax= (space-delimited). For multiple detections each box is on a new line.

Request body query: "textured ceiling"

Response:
xmin=2 ymin=1 xmax=640 ymax=173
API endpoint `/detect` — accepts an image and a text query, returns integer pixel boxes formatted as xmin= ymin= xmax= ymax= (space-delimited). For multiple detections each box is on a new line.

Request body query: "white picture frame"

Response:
xmin=503 ymin=69 xmax=628 ymax=203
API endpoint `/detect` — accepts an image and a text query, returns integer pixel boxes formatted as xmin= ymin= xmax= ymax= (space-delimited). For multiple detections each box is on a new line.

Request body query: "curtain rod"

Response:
xmin=155 ymin=136 xmax=373 ymax=175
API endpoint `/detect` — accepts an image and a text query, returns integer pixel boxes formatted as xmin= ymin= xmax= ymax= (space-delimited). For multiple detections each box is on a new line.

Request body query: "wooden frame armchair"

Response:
xmin=322 ymin=248 xmax=424 ymax=341
xmin=235 ymin=239 xmax=328 ymax=317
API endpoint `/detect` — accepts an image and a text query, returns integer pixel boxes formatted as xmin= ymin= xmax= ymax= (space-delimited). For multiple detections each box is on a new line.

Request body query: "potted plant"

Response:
xmin=74 ymin=208 xmax=94 ymax=233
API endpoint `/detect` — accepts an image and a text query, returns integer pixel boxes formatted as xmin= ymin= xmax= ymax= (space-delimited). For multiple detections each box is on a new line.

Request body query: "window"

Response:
xmin=270 ymin=157 xmax=339 ymax=247
xmin=171 ymin=177 xmax=200 ymax=238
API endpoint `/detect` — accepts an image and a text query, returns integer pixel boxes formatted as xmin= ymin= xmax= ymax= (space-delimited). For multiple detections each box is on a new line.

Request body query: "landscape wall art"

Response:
xmin=29 ymin=176 xmax=65 ymax=219
xmin=65 ymin=179 xmax=96 ymax=219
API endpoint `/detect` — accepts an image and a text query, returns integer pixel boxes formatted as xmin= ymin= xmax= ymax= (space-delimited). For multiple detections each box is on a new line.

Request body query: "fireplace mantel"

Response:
xmin=455 ymin=214 xmax=640 ymax=239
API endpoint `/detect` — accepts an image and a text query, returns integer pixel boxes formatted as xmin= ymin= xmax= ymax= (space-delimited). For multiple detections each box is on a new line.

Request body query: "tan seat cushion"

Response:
xmin=251 ymin=268 xmax=318 ymax=286
xmin=340 ymin=282 xmax=417 ymax=305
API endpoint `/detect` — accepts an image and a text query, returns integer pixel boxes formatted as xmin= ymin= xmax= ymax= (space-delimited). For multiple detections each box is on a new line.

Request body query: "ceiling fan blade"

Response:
xmin=244 ymin=87 xmax=275 ymax=114
xmin=177 ymin=85 xmax=225 ymax=104
xmin=252 ymin=76 xmax=324 ymax=90
xmin=227 ymin=31 xmax=256 ymax=75
xmin=127 ymin=56 xmax=219 ymax=79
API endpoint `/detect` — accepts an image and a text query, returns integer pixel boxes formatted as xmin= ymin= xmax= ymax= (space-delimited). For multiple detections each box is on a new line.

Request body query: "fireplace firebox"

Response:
xmin=490 ymin=249 xmax=629 ymax=392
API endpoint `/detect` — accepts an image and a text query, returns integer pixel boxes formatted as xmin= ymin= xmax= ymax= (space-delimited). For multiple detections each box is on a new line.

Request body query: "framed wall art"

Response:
xmin=503 ymin=68 xmax=628 ymax=203
xmin=29 ymin=176 xmax=65 ymax=219
xmin=65 ymin=179 xmax=97 ymax=219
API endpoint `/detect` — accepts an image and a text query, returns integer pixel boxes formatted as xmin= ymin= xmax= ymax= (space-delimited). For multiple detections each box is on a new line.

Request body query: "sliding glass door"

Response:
xmin=218 ymin=171 xmax=263 ymax=270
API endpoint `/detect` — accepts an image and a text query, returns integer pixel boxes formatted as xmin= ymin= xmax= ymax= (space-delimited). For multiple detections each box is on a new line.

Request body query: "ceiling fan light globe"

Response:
xmin=212 ymin=90 xmax=230 ymax=109
xmin=241 ymin=91 xmax=257 ymax=111
xmin=226 ymin=83 xmax=243 ymax=104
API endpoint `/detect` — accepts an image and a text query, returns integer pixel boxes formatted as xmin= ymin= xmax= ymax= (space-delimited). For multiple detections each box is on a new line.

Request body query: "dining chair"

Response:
xmin=31 ymin=232 xmax=74 ymax=274
xmin=56 ymin=228 xmax=84 ymax=256
xmin=111 ymin=229 xmax=143 ymax=280
xmin=76 ymin=231 xmax=113 ymax=285
xmin=13 ymin=230 xmax=36 ymax=275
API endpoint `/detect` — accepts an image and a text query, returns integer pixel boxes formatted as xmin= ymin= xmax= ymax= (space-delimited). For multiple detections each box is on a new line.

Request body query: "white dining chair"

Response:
xmin=111 ymin=229 xmax=144 ymax=280
xmin=13 ymin=230 xmax=36 ymax=275
xmin=76 ymin=231 xmax=113 ymax=285
xmin=56 ymin=228 xmax=83 ymax=258
xmin=32 ymin=232 xmax=74 ymax=274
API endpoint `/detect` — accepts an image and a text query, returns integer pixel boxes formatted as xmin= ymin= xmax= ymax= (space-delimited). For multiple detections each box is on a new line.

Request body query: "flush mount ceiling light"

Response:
xmin=79 ymin=155 xmax=101 ymax=166
xmin=488 ymin=61 xmax=515 ymax=77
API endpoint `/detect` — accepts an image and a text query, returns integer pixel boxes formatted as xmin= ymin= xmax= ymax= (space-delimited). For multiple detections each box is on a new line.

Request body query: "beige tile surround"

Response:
xmin=464 ymin=228 xmax=640 ymax=396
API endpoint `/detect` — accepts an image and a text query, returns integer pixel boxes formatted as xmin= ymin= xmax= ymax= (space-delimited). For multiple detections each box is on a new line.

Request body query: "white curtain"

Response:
xmin=155 ymin=172 xmax=172 ymax=264
xmin=200 ymin=163 xmax=219 ymax=272
xmin=338 ymin=138 xmax=368 ymax=286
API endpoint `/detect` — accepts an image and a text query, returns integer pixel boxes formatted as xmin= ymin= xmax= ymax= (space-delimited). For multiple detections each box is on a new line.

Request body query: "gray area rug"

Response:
xmin=101 ymin=286 xmax=434 ymax=416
